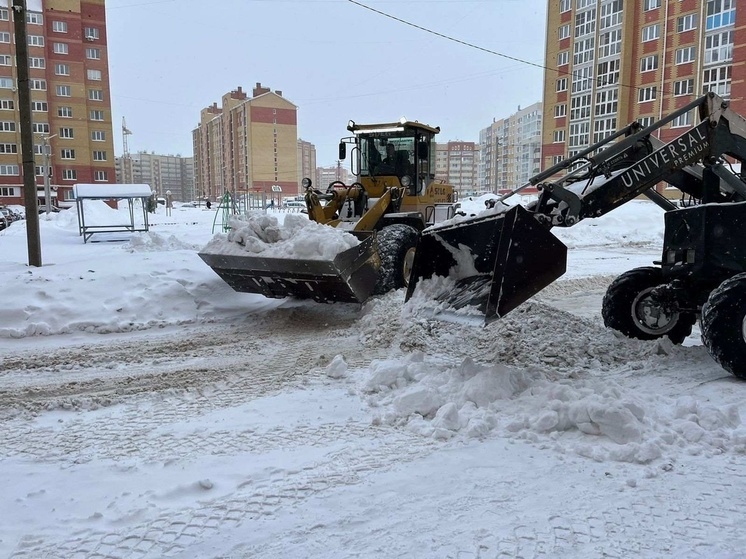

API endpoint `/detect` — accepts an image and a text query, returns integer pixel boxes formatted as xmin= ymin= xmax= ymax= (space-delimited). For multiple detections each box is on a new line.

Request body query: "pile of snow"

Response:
xmin=201 ymin=212 xmax=360 ymax=260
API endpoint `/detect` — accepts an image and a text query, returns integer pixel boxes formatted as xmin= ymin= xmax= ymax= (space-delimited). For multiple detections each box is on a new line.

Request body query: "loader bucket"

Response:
xmin=198 ymin=232 xmax=380 ymax=304
xmin=406 ymin=204 xmax=568 ymax=324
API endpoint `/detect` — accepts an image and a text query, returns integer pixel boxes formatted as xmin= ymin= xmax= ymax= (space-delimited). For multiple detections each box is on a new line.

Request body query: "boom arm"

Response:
xmin=528 ymin=92 xmax=746 ymax=228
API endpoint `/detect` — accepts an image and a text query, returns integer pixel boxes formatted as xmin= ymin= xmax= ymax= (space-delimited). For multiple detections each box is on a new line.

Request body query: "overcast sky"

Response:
xmin=105 ymin=0 xmax=547 ymax=167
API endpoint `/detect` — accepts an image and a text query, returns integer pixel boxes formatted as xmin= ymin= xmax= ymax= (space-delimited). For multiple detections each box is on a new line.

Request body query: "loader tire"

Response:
xmin=701 ymin=273 xmax=746 ymax=379
xmin=602 ymin=266 xmax=695 ymax=345
xmin=373 ymin=224 xmax=419 ymax=296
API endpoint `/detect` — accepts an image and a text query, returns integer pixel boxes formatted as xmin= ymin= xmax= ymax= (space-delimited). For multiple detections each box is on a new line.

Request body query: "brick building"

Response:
xmin=0 ymin=0 xmax=115 ymax=209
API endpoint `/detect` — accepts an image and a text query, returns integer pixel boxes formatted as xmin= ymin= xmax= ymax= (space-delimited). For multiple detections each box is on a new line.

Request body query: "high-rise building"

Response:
xmin=479 ymin=102 xmax=542 ymax=193
xmin=316 ymin=164 xmax=351 ymax=189
xmin=434 ymin=141 xmax=479 ymax=196
xmin=0 ymin=0 xmax=115 ymax=209
xmin=297 ymin=138 xmax=316 ymax=195
xmin=541 ymin=0 xmax=740 ymax=186
xmin=114 ymin=152 xmax=194 ymax=202
xmin=192 ymin=83 xmax=303 ymax=203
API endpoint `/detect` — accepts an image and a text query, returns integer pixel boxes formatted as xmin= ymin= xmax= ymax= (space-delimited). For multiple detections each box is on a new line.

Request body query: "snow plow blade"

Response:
xmin=198 ymin=232 xmax=380 ymax=304
xmin=406 ymin=204 xmax=567 ymax=324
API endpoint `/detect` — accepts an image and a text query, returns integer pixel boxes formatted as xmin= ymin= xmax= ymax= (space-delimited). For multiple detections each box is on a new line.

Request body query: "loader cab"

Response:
xmin=342 ymin=119 xmax=439 ymax=197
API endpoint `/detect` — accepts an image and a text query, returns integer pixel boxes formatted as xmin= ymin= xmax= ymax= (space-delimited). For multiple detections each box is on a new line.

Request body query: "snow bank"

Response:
xmin=200 ymin=212 xmax=360 ymax=260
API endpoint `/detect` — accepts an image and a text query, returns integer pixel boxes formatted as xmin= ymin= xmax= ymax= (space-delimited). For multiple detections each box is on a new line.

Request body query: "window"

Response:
xmin=568 ymin=121 xmax=590 ymax=147
xmin=93 ymin=150 xmax=107 ymax=161
xmin=0 ymin=164 xmax=19 ymax=175
xmin=575 ymin=9 xmax=596 ymax=37
xmin=677 ymin=13 xmax=698 ymax=33
xmin=638 ymin=116 xmax=655 ymax=128
xmin=556 ymin=77 xmax=568 ymax=92
xmin=642 ymin=24 xmax=660 ymax=42
xmin=33 ymin=123 xmax=49 ymax=133
xmin=594 ymin=117 xmax=617 ymax=143
xmin=640 ymin=55 xmax=659 ymax=72
xmin=552 ymin=155 xmax=564 ymax=166
xmin=600 ymin=0 xmax=623 ymax=29
xmin=638 ymin=86 xmax=657 ymax=102
xmin=53 ymin=42 xmax=68 ymax=54
xmin=558 ymin=24 xmax=570 ymax=40
xmin=0 ymin=186 xmax=18 ymax=196
xmin=705 ymin=31 xmax=734 ymax=64
xmin=90 ymin=110 xmax=104 ymax=121
xmin=573 ymin=37 xmax=595 ymax=65
xmin=26 ymin=12 xmax=43 ymax=25
xmin=0 ymin=121 xmax=16 ymax=131
xmin=0 ymin=55 xmax=9 ymax=66
xmin=0 ymin=143 xmax=17 ymax=153
xmin=560 ymin=0 xmax=572 ymax=13
xmin=91 ymin=130 xmax=106 ymax=141
xmin=87 ymin=69 xmax=102 ymax=81
xmin=30 ymin=79 xmax=46 ymax=90
xmin=31 ymin=101 xmax=48 ymax=112
xmin=597 ymin=58 xmax=620 ymax=87
xmin=706 ymin=0 xmax=736 ymax=30
xmin=55 ymin=63 xmax=70 ymax=76
xmin=0 ymin=33 xmax=10 ymax=43
xmin=703 ymin=65 xmax=732 ymax=98
xmin=58 ymin=106 xmax=73 ymax=118
xmin=555 ymin=104 xmax=567 ymax=118
xmin=576 ymin=0 xmax=596 ymax=8
xmin=572 ymin=65 xmax=593 ymax=93
xmin=94 ymin=170 xmax=108 ymax=182
xmin=0 ymin=77 xmax=12 ymax=89
xmin=644 ymin=0 xmax=661 ymax=10
xmin=53 ymin=21 xmax=68 ymax=33
xmin=674 ymin=79 xmax=694 ymax=96
xmin=558 ymin=51 xmax=569 ymax=66
xmin=598 ymin=29 xmax=621 ymax=58
xmin=84 ymin=27 xmax=99 ymax=40
xmin=0 ymin=8 xmax=7 ymax=21
xmin=0 ymin=99 xmax=14 ymax=110
xmin=60 ymin=148 xmax=75 ymax=159
xmin=35 ymin=166 xmax=47 ymax=177
xmin=88 ymin=89 xmax=103 ymax=101
xmin=671 ymin=111 xmax=693 ymax=128
xmin=570 ymin=94 xmax=592 ymax=120
xmin=29 ymin=57 xmax=45 ymax=69
xmin=595 ymin=88 xmax=618 ymax=115
xmin=59 ymin=127 xmax=74 ymax=139
xmin=86 ymin=47 xmax=101 ymax=60
xmin=56 ymin=85 xmax=71 ymax=97
xmin=553 ymin=129 xmax=566 ymax=143
xmin=675 ymin=46 xmax=696 ymax=64
xmin=62 ymin=169 xmax=77 ymax=181
xmin=28 ymin=35 xmax=44 ymax=47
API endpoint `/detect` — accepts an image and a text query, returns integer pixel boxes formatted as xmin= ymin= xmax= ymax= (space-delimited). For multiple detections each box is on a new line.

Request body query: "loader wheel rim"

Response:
xmin=631 ymin=287 xmax=679 ymax=335
xmin=402 ymin=246 xmax=416 ymax=286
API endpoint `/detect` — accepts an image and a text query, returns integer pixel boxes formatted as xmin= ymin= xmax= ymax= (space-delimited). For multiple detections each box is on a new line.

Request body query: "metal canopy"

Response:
xmin=73 ymin=183 xmax=152 ymax=243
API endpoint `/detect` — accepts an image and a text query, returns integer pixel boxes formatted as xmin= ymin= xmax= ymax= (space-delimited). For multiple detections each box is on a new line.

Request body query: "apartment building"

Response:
xmin=0 ymin=0 xmax=115 ymax=209
xmin=316 ymin=164 xmax=352 ymax=189
xmin=297 ymin=138 xmax=316 ymax=197
xmin=114 ymin=152 xmax=194 ymax=201
xmin=542 ymin=0 xmax=740 ymax=191
xmin=479 ymin=102 xmax=542 ymax=193
xmin=192 ymin=83 xmax=301 ymax=203
xmin=434 ymin=141 xmax=479 ymax=196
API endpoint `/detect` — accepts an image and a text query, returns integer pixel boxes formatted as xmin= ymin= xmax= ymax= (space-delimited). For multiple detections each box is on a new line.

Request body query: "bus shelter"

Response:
xmin=73 ymin=183 xmax=152 ymax=243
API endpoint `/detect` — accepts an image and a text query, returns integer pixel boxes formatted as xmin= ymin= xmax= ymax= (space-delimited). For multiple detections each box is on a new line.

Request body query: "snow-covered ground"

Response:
xmin=1 ymin=198 xmax=745 ymax=559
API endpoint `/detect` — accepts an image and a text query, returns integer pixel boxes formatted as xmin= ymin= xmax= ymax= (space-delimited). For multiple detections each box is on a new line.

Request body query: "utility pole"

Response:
xmin=13 ymin=0 xmax=41 ymax=266
xmin=122 ymin=117 xmax=132 ymax=183
xmin=40 ymin=133 xmax=56 ymax=217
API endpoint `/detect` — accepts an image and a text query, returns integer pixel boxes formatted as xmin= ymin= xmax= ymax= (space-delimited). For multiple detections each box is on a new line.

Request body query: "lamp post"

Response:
xmin=39 ymin=133 xmax=57 ymax=217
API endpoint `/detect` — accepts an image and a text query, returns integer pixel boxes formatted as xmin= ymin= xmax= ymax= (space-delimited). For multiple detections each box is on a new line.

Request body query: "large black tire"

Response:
xmin=701 ymin=273 xmax=746 ymax=379
xmin=373 ymin=224 xmax=419 ymax=295
xmin=601 ymin=266 xmax=696 ymax=345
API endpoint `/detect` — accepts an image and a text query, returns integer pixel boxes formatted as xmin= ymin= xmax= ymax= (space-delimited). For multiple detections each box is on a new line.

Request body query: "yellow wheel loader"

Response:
xmin=199 ymin=118 xmax=461 ymax=304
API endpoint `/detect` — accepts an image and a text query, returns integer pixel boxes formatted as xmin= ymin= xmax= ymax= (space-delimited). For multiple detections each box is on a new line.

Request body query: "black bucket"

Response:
xmin=199 ymin=232 xmax=380 ymax=304
xmin=405 ymin=204 xmax=568 ymax=323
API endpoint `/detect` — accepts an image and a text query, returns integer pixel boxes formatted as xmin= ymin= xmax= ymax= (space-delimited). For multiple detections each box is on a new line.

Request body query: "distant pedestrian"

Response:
xmin=206 ymin=200 xmax=212 ymax=210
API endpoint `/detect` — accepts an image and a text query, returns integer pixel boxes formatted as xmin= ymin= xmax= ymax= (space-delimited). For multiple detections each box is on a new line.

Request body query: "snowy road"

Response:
xmin=3 ymin=272 xmax=746 ymax=558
